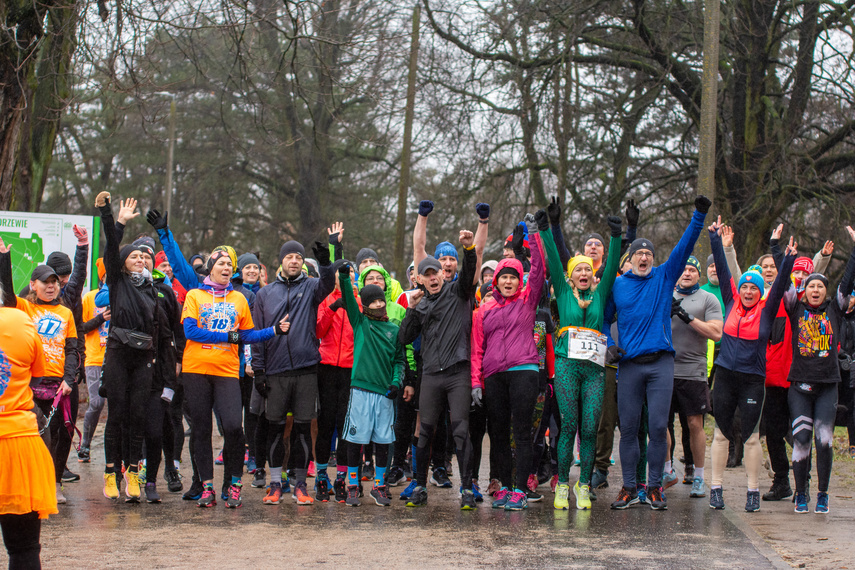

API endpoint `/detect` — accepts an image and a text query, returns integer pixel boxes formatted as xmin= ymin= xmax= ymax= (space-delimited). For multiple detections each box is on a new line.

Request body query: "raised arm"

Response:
xmin=147 ymin=209 xmax=200 ymax=292
xmin=96 ymin=193 xmax=122 ymax=287
xmin=539 ymin=224 xmax=570 ymax=299
xmin=721 ymin=225 xmax=742 ymax=282
xmin=338 ymin=265 xmax=362 ymax=327
xmin=709 ymin=217 xmax=734 ymax=310
xmin=596 ymin=217 xmax=625 ymax=301
xmin=547 ymin=196 xmax=572 ymax=268
xmin=412 ymin=200 xmax=433 ymax=271
xmin=662 ymin=196 xmax=710 ymax=285
xmin=814 ymin=240 xmax=833 ymax=275
xmin=836 ymin=227 xmax=855 ymax=310
xmin=455 ymin=231 xmax=478 ymax=300
xmin=0 ymin=240 xmax=16 ymax=307
xmin=64 ymin=225 xmax=90 ymax=306
xmin=312 ymin=241 xmax=336 ymax=305
xmin=473 ymin=203 xmax=490 ymax=285
xmin=763 ymin=238 xmax=797 ymax=326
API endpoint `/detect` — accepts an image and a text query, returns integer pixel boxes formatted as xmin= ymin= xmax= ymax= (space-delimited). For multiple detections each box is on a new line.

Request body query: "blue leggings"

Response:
xmin=616 ymin=354 xmax=674 ymax=489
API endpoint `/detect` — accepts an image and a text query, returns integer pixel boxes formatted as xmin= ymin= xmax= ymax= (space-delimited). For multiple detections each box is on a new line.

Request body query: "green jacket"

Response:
xmin=358 ymin=265 xmax=406 ymax=325
xmin=540 ymin=229 xmax=621 ymax=358
xmin=341 ymin=271 xmax=404 ymax=394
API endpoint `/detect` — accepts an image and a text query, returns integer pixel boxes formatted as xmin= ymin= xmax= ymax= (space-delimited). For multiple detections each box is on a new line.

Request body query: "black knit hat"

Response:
xmin=356 ymin=247 xmax=380 ymax=268
xmin=46 ymin=251 xmax=72 ymax=276
xmin=359 ymin=284 xmax=386 ymax=308
xmin=628 ymin=238 xmax=655 ymax=259
xmin=119 ymin=244 xmax=142 ymax=266
xmin=279 ymin=241 xmax=305 ymax=262
xmin=584 ymin=233 xmax=605 ymax=248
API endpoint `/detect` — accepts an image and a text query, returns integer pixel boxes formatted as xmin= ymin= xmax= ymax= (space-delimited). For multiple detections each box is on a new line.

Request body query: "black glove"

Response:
xmin=672 ymin=299 xmax=693 ymax=324
xmin=338 ymin=262 xmax=351 ymax=277
xmin=146 ymin=209 xmax=168 ymax=230
xmin=227 ymin=331 xmax=240 ymax=344
xmin=475 ymin=202 xmax=490 ymax=220
xmin=607 ymin=215 xmax=622 ymax=237
xmin=671 ymin=298 xmax=683 ymax=318
xmin=329 ymin=298 xmax=345 ymax=312
xmin=694 ymin=195 xmax=712 ymax=214
xmin=328 ymin=232 xmax=340 ymax=245
xmin=312 ymin=241 xmax=330 ymax=267
xmin=385 ymin=385 xmax=399 ymax=400
xmin=511 ymin=223 xmax=526 ymax=254
xmin=418 ymin=200 xmax=434 ymax=217
xmin=547 ymin=195 xmax=561 ymax=226
xmin=625 ymin=198 xmax=639 ymax=227
xmin=274 ymin=320 xmax=289 ymax=335
xmin=254 ymin=372 xmax=269 ymax=398
xmin=534 ymin=209 xmax=550 ymax=232
xmin=606 ymin=345 xmax=626 ymax=365
xmin=98 ymin=379 xmax=107 ymax=398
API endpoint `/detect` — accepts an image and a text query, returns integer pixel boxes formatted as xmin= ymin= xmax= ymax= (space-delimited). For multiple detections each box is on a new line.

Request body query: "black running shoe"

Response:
xmin=387 ymin=465 xmax=407 ymax=487
xmin=164 ymin=469 xmax=183 ymax=493
xmin=762 ymin=479 xmax=792 ymax=501
xmin=145 ymin=482 xmax=162 ymax=503
xmin=370 ymin=486 xmax=391 ymax=507
xmin=62 ymin=468 xmax=80 ymax=483
xmin=610 ymin=486 xmax=639 ymax=510
xmin=346 ymin=485 xmax=360 ymax=507
xmin=183 ymin=479 xmax=203 ymax=501
xmin=226 ymin=482 xmax=243 ymax=508
xmin=251 ymin=468 xmax=267 ymax=488
xmin=77 ymin=447 xmax=91 ymax=463
xmin=431 ymin=467 xmax=452 ymax=488
xmin=406 ymin=485 xmax=428 ymax=507
xmin=334 ymin=477 xmax=347 ymax=503
xmin=526 ymin=489 xmax=543 ymax=502
xmin=460 ymin=489 xmax=477 ymax=510
xmin=649 ymin=486 xmax=667 ymax=510
xmin=315 ymin=475 xmax=330 ymax=502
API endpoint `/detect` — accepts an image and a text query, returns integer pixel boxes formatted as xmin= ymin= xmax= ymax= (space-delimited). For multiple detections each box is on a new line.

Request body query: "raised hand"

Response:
xmin=72 ymin=224 xmax=89 ymax=246
xmin=707 ymin=215 xmax=723 ymax=235
xmin=418 ymin=200 xmax=434 ymax=217
xmin=459 ymin=229 xmax=474 ymax=248
xmin=847 ymin=226 xmax=855 ymax=243
xmin=117 ymin=198 xmax=140 ymax=225
xmin=547 ymin=196 xmax=561 ymax=226
xmin=0 ymin=236 xmax=10 ymax=254
xmin=312 ymin=241 xmax=330 ymax=266
xmin=95 ymin=191 xmax=111 ymax=208
xmin=694 ymin=195 xmax=712 ymax=214
xmin=625 ymin=198 xmax=640 ymax=227
xmin=535 ymin=209 xmax=550 ymax=232
xmin=475 ymin=202 xmax=490 ymax=220
xmin=607 ymin=215 xmax=622 ymax=237
xmin=146 ymin=209 xmax=168 ymax=230
xmin=785 ymin=236 xmax=798 ymax=257
xmin=771 ymin=223 xmax=783 ymax=241
xmin=721 ymin=225 xmax=734 ymax=248
xmin=327 ymin=221 xmax=344 ymax=244
xmin=821 ymin=240 xmax=834 ymax=257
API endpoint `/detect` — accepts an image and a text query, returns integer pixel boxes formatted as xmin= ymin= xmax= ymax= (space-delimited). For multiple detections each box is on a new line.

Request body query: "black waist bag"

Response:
xmin=110 ymin=327 xmax=154 ymax=351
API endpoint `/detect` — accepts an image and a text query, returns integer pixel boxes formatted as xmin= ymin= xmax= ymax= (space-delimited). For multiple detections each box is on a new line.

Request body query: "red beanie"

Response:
xmin=793 ymin=257 xmax=814 ymax=274
xmin=155 ymin=251 xmax=168 ymax=267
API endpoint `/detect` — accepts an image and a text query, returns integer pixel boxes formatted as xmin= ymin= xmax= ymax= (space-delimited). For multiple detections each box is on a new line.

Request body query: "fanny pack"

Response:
xmin=631 ymin=350 xmax=669 ymax=365
xmin=31 ymin=377 xmax=60 ymax=401
xmin=110 ymin=327 xmax=154 ymax=351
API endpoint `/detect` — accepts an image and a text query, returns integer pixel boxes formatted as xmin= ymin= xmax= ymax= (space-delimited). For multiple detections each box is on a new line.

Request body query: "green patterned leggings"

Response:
xmin=554 ymin=357 xmax=605 ymax=485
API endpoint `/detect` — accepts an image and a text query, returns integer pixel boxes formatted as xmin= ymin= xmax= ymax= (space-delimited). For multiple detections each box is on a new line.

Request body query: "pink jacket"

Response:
xmin=470 ymin=233 xmax=545 ymax=388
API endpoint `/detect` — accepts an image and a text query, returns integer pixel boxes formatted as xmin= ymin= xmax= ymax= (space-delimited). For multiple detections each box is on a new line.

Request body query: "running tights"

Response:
xmin=315 ymin=364 xmax=352 ymax=469
xmin=0 ymin=512 xmax=40 ymax=569
xmin=554 ymin=358 xmax=605 ymax=486
xmin=484 ymin=369 xmax=539 ymax=491
xmin=144 ymin=392 xmax=165 ymax=481
xmin=710 ymin=367 xmax=764 ymax=489
xmin=102 ymin=345 xmax=154 ymax=473
xmin=789 ymin=382 xmax=837 ymax=494
xmin=267 ymin=419 xmax=310 ymax=483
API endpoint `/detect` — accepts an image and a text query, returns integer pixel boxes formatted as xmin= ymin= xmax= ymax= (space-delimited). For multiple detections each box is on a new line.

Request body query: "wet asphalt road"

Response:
xmin=4 ymin=440 xmax=786 ymax=568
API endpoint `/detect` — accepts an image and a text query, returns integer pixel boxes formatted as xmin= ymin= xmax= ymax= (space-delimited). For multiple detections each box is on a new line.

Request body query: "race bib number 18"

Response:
xmin=567 ymin=327 xmax=607 ymax=367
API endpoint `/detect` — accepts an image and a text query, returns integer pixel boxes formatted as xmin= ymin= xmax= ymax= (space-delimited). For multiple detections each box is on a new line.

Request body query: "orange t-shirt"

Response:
xmin=0 ymin=308 xmax=46 ymax=438
xmin=82 ymin=290 xmax=109 ymax=367
xmin=15 ymin=297 xmax=77 ymax=379
xmin=181 ymin=289 xmax=253 ymax=378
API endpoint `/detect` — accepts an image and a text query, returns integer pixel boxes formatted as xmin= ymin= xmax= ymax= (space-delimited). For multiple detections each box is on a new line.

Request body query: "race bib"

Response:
xmin=566 ymin=327 xmax=607 ymax=366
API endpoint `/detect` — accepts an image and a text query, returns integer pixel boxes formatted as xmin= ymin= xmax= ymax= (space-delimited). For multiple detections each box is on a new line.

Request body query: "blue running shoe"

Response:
xmin=492 ymin=487 xmax=512 ymax=509
xmin=709 ymin=487 xmax=725 ymax=509
xmin=281 ymin=474 xmax=291 ymax=494
xmin=400 ymin=479 xmax=418 ymax=500
xmin=794 ymin=492 xmax=808 ymax=513
xmin=636 ymin=484 xmax=649 ymax=505
xmin=815 ymin=492 xmax=829 ymax=514
xmin=246 ymin=456 xmax=257 ymax=474
xmin=471 ymin=480 xmax=484 ymax=503
xmin=504 ymin=490 xmax=528 ymax=511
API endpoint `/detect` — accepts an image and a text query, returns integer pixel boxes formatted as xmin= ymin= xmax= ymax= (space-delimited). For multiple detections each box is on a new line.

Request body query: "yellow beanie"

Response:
xmin=566 ymin=255 xmax=594 ymax=276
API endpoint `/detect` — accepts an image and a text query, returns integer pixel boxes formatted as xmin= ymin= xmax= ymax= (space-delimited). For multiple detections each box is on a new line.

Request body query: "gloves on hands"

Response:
xmin=475 ymin=202 xmax=490 ymax=220
xmin=547 ymin=196 xmax=561 ymax=226
xmin=672 ymin=298 xmax=693 ymax=324
xmin=418 ymin=200 xmax=434 ymax=217
xmin=471 ymin=387 xmax=483 ymax=407
xmin=228 ymin=331 xmax=240 ymax=344
xmin=535 ymin=209 xmax=550 ymax=232
xmin=607 ymin=215 xmax=622 ymax=237
xmin=385 ymin=385 xmax=399 ymax=400
xmin=511 ymin=223 xmax=526 ymax=254
xmin=312 ymin=241 xmax=330 ymax=267
xmin=605 ymin=345 xmax=626 ymax=366
xmin=95 ymin=192 xmax=111 ymax=208
xmin=146 ymin=209 xmax=169 ymax=230
xmin=254 ymin=372 xmax=269 ymax=398
xmin=625 ymin=198 xmax=640 ymax=227
xmin=329 ymin=298 xmax=345 ymax=312
xmin=694 ymin=195 xmax=712 ymax=214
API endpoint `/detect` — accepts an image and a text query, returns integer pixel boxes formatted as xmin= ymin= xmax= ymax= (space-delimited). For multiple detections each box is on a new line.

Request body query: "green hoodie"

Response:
xmin=340 ymin=271 xmax=404 ymax=394
xmin=358 ymin=265 xmax=406 ymax=325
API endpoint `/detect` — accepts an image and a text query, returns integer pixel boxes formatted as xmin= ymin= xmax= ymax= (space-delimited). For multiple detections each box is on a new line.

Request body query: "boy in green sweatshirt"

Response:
xmin=339 ymin=265 xmax=404 ymax=506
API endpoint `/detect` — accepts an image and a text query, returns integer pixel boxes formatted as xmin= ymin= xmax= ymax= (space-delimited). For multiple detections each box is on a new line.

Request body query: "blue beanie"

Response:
xmin=685 ymin=255 xmax=701 ymax=272
xmin=738 ymin=271 xmax=764 ymax=291
xmin=434 ymin=241 xmax=458 ymax=261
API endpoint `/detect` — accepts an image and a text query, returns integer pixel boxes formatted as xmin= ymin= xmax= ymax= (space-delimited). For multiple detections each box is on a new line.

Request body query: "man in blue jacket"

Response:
xmin=606 ymin=195 xmax=711 ymax=511
xmin=251 ymin=239 xmax=336 ymax=505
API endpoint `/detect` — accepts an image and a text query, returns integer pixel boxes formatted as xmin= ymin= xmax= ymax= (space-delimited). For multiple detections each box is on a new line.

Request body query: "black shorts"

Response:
xmin=672 ymin=377 xmax=711 ymax=417
xmin=265 ymin=372 xmax=319 ymax=423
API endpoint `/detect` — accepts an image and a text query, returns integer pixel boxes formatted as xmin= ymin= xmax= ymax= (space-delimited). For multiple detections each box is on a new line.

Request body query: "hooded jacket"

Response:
xmin=251 ymin=264 xmax=336 ymax=375
xmin=470 ymin=234 xmax=545 ymax=387
xmin=357 ymin=265 xmax=406 ymax=325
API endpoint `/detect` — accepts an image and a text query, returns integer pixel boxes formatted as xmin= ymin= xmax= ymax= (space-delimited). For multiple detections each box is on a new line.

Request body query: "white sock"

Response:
xmin=664 ymin=461 xmax=672 ymax=473
xmin=712 ymin=485 xmax=722 ymax=490
xmin=749 ymin=488 xmax=759 ymax=493
xmin=695 ymin=467 xmax=704 ymax=480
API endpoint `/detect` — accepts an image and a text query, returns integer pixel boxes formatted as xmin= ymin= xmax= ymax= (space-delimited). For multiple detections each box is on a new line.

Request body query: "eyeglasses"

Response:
xmin=632 ymin=251 xmax=653 ymax=259
xmin=585 ymin=241 xmax=604 ymax=248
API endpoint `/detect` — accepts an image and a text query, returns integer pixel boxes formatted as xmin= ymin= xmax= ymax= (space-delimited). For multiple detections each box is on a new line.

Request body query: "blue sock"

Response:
xmin=411 ymin=445 xmax=417 ymax=472
xmin=316 ymin=463 xmax=329 ymax=479
xmin=347 ymin=467 xmax=359 ymax=487
xmin=231 ymin=476 xmax=241 ymax=485
xmin=374 ymin=466 xmax=387 ymax=488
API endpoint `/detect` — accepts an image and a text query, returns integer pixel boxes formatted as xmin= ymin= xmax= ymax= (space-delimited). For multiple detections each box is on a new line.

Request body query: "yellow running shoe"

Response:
xmin=124 ymin=470 xmax=141 ymax=503
xmin=103 ymin=472 xmax=119 ymax=500
xmin=554 ymin=483 xmax=570 ymax=510
xmin=574 ymin=481 xmax=592 ymax=510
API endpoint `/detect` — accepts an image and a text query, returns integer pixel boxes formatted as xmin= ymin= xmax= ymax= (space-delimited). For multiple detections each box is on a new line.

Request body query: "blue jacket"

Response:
xmin=606 ymin=209 xmax=706 ymax=361
xmin=251 ymin=266 xmax=336 ymax=375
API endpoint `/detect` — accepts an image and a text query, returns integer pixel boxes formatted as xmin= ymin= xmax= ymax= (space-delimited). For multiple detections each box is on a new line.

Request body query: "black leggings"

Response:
xmin=182 ymin=373 xmax=244 ymax=482
xmin=393 ymin=382 xmax=418 ymax=469
xmin=468 ymin=402 xmax=487 ymax=480
xmin=415 ymin=366 xmax=473 ymax=489
xmin=789 ymin=382 xmax=837 ymax=494
xmin=102 ymin=344 xmax=154 ymax=471
xmin=267 ymin=420 xmax=311 ymax=482
xmin=144 ymin=392 xmax=166 ymax=482
xmin=712 ymin=368 xmax=765 ymax=444
xmin=315 ymin=364 xmax=351 ymax=467
xmin=347 ymin=442 xmax=388 ymax=478
xmin=761 ymin=386 xmax=791 ymax=482
xmin=54 ymin=381 xmax=78 ymax=478
xmin=239 ymin=376 xmax=257 ymax=458
xmin=483 ymin=370 xmax=539 ymax=491
xmin=0 ymin=512 xmax=41 ymax=569
xmin=162 ymin=381 xmax=185 ymax=468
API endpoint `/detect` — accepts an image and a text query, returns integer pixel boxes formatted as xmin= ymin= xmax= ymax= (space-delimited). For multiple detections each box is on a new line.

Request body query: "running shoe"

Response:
xmin=346 ymin=485 xmax=361 ymax=507
xmin=745 ymin=490 xmax=760 ymax=512
xmin=252 ymin=468 xmax=267 ymax=488
xmin=263 ymin=482 xmax=283 ymax=505
xmin=183 ymin=479 xmax=203 ymax=501
xmin=56 ymin=483 xmax=67 ymax=505
xmin=387 ymin=465 xmax=407 ymax=487
xmin=62 ymin=468 xmax=80 ymax=482
xmin=690 ymin=477 xmax=706 ymax=498
xmin=246 ymin=456 xmax=257 ymax=474
xmin=471 ymin=480 xmax=484 ymax=502
xmin=315 ymin=474 xmax=330 ymax=502
xmin=406 ymin=485 xmax=428 ymax=507
xmin=370 ymin=486 xmax=391 ymax=507
xmin=221 ymin=482 xmax=230 ymax=501
xmin=400 ymin=479 xmax=418 ymax=500
xmin=215 ymin=450 xmax=224 ymax=465
xmin=164 ymin=469 xmax=183 ymax=493
xmin=504 ymin=490 xmax=528 ymax=511
xmin=460 ymin=489 xmax=477 ymax=510
xmin=145 ymin=482 xmax=161 ymax=503
xmin=683 ymin=465 xmax=695 ymax=484
xmin=709 ymin=487 xmax=725 ymax=510
xmin=124 ymin=470 xmax=142 ymax=503
xmin=849 ymin=445 xmax=855 ymax=459
xmin=77 ymin=447 xmax=91 ymax=463
xmin=293 ymin=481 xmax=314 ymax=505
xmin=610 ymin=486 xmax=639 ymax=510
xmin=794 ymin=492 xmax=808 ymax=513
xmin=103 ymin=472 xmax=120 ymax=500
xmin=554 ymin=483 xmax=570 ymax=510
xmin=526 ymin=489 xmax=543 ymax=502
xmin=361 ymin=462 xmax=374 ymax=482
xmin=487 ymin=478 xmax=501 ymax=496
xmin=431 ymin=467 xmax=452 ymax=488
xmin=281 ymin=473 xmax=291 ymax=494
xmin=492 ymin=487 xmax=512 ymax=509
xmin=815 ymin=492 xmax=829 ymax=514
xmin=762 ymin=479 xmax=793 ymax=501
xmin=591 ymin=469 xmax=608 ymax=490
xmin=648 ymin=486 xmax=667 ymax=510
xmin=662 ymin=469 xmax=678 ymax=490
xmin=527 ymin=473 xmax=539 ymax=493
xmin=334 ymin=476 xmax=348 ymax=503
xmin=226 ymin=482 xmax=243 ymax=508
xmin=138 ymin=462 xmax=146 ymax=484
xmin=574 ymin=481 xmax=592 ymax=510
xmin=198 ymin=484 xmax=216 ymax=507
xmin=308 ymin=461 xmax=316 ymax=478
xmin=636 ymin=485 xmax=650 ymax=505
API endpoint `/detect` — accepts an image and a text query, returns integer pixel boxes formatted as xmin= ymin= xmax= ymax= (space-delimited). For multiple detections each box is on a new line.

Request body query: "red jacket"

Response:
xmin=765 ymin=302 xmax=793 ymax=389
xmin=316 ymin=288 xmax=359 ymax=368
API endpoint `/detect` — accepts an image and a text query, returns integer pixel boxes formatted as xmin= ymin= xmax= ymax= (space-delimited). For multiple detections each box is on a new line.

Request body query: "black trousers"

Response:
xmin=102 ymin=345 xmax=154 ymax=471
xmin=0 ymin=512 xmax=41 ymax=569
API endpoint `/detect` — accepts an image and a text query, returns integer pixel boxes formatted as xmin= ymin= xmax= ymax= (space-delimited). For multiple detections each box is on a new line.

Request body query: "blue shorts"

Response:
xmin=343 ymin=388 xmax=396 ymax=445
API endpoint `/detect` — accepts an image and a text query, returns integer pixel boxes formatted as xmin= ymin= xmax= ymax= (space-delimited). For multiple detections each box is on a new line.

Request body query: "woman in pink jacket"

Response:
xmin=471 ymin=213 xmax=546 ymax=511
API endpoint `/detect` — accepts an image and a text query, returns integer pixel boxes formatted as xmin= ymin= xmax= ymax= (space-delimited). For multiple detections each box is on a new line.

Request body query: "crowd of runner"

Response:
xmin=2 ymin=191 xmax=855 ymax=566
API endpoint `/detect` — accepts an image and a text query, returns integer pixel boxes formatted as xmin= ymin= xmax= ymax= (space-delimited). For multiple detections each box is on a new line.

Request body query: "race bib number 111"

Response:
xmin=567 ymin=327 xmax=607 ymax=367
